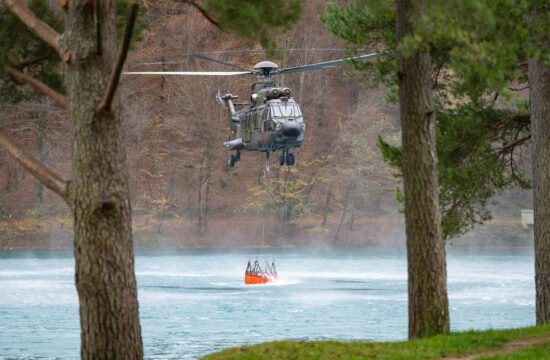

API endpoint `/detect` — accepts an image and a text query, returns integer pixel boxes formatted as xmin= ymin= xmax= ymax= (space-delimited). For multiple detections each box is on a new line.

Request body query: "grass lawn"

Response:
xmin=202 ymin=324 xmax=550 ymax=359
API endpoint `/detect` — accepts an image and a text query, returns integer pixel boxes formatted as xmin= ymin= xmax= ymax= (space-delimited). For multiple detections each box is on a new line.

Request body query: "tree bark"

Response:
xmin=59 ymin=0 xmax=142 ymax=357
xmin=396 ymin=0 xmax=450 ymax=339
xmin=97 ymin=0 xmax=138 ymax=113
xmin=529 ymin=2 xmax=550 ymax=325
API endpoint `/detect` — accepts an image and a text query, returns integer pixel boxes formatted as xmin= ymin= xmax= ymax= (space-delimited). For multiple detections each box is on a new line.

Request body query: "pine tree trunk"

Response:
xmin=529 ymin=2 xmax=550 ymax=325
xmin=60 ymin=1 xmax=142 ymax=357
xmin=396 ymin=0 xmax=450 ymax=339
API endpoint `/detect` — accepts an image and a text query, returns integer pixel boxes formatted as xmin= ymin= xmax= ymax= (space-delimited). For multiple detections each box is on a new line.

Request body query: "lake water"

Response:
xmin=0 ymin=248 xmax=535 ymax=359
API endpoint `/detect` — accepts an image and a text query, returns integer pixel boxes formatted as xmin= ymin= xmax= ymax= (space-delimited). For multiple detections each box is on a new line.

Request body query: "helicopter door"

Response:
xmin=242 ymin=112 xmax=251 ymax=143
xmin=251 ymin=110 xmax=261 ymax=143
xmin=260 ymin=108 xmax=269 ymax=133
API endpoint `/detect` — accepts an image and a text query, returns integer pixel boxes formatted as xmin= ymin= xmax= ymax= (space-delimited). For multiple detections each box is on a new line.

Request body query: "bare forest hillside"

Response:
xmin=0 ymin=0 xmax=530 ymax=249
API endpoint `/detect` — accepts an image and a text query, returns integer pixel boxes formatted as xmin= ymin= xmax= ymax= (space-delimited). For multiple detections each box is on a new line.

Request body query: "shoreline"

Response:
xmin=0 ymin=243 xmax=535 ymax=252
xmin=0 ymin=213 xmax=533 ymax=251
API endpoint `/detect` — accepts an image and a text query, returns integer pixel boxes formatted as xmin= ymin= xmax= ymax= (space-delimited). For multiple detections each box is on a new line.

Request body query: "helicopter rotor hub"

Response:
xmin=253 ymin=61 xmax=279 ymax=81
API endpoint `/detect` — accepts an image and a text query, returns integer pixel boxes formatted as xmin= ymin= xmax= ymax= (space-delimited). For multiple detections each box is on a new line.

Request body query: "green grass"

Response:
xmin=202 ymin=324 xmax=550 ymax=359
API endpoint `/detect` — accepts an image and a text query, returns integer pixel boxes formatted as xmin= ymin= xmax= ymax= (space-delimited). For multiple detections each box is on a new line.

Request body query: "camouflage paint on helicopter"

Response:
xmin=220 ymin=61 xmax=304 ymax=168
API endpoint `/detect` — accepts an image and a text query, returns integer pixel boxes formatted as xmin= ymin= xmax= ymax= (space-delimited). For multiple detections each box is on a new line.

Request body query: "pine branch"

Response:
xmin=5 ymin=66 xmax=67 ymax=108
xmin=179 ymin=0 xmax=219 ymax=27
xmin=4 ymin=0 xmax=61 ymax=55
xmin=493 ymin=113 xmax=530 ymax=131
xmin=0 ymin=131 xmax=67 ymax=197
xmin=97 ymin=0 xmax=139 ymax=113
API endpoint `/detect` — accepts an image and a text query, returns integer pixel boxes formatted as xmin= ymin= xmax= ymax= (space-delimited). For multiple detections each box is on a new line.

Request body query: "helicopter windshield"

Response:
xmin=270 ymin=103 xmax=302 ymax=120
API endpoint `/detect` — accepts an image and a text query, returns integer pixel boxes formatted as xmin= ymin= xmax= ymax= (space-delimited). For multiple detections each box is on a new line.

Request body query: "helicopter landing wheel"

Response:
xmin=286 ymin=153 xmax=295 ymax=166
xmin=280 ymin=150 xmax=288 ymax=166
xmin=228 ymin=154 xmax=236 ymax=167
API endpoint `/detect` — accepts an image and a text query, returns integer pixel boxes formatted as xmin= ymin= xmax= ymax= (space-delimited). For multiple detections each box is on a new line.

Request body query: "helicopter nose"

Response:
xmin=282 ymin=121 xmax=302 ymax=137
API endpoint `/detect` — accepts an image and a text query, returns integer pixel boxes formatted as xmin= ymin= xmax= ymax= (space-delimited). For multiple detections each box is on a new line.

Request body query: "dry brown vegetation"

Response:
xmin=0 ymin=0 xmax=531 ymax=250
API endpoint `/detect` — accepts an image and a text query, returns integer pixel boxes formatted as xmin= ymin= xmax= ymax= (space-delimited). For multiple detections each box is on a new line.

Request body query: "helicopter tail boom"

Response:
xmin=218 ymin=93 xmax=239 ymax=115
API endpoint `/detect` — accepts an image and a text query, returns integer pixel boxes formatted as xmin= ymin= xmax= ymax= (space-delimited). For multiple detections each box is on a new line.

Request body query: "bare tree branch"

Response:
xmin=0 ymin=130 xmax=67 ymax=197
xmin=4 ymin=0 xmax=61 ymax=54
xmin=17 ymin=51 xmax=56 ymax=68
xmin=97 ymin=0 xmax=139 ymax=113
xmin=509 ymin=85 xmax=529 ymax=92
xmin=179 ymin=0 xmax=219 ymax=27
xmin=5 ymin=66 xmax=67 ymax=108
xmin=495 ymin=134 xmax=532 ymax=156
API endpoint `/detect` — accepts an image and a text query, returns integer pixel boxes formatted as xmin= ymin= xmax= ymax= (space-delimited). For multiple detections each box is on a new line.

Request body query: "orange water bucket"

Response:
xmin=245 ymin=272 xmax=276 ymax=284
xmin=245 ymin=260 xmax=277 ymax=285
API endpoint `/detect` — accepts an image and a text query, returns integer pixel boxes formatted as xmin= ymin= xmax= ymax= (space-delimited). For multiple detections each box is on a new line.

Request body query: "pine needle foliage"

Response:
xmin=202 ymin=0 xmax=303 ymax=49
xmin=0 ymin=0 xmax=63 ymax=103
xmin=323 ymin=0 xmax=534 ymax=239
xmin=0 ymin=0 xmax=147 ymax=104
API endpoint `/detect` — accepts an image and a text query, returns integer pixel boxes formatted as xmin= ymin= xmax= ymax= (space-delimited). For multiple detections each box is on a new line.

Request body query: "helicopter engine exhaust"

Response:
xmin=266 ymin=87 xmax=292 ymax=100
xmin=224 ymin=138 xmax=244 ymax=150
xmin=282 ymin=121 xmax=302 ymax=137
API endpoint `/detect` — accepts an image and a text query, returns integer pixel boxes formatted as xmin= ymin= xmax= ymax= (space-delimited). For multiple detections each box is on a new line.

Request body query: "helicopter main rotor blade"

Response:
xmin=124 ymin=71 xmax=253 ymax=76
xmin=141 ymin=55 xmax=251 ymax=71
xmin=277 ymin=53 xmax=380 ymax=74
xmin=192 ymin=48 xmax=350 ymax=55
xmin=139 ymin=49 xmax=352 ymax=67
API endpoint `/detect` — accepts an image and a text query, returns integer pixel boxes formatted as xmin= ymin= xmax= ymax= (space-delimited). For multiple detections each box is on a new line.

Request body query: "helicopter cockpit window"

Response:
xmin=270 ymin=103 xmax=303 ymax=121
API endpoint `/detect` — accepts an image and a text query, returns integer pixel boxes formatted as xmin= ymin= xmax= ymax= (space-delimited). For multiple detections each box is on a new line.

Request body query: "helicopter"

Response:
xmin=125 ymin=52 xmax=379 ymax=172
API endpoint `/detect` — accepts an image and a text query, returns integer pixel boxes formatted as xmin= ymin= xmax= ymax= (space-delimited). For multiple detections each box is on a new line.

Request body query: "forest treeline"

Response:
xmin=0 ymin=0 xmax=400 ymax=249
xmin=0 ymin=0 xmax=531 ymax=250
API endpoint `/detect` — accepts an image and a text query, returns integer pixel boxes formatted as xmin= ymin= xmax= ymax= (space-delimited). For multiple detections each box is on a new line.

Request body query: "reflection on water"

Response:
xmin=0 ymin=248 xmax=535 ymax=359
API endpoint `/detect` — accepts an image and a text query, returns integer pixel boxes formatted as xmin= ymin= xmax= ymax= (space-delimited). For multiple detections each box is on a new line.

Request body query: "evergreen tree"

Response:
xmin=323 ymin=0 xmax=531 ymax=240
xmin=395 ymin=0 xmax=449 ymax=338
xmin=324 ymin=0 xmax=550 ymax=331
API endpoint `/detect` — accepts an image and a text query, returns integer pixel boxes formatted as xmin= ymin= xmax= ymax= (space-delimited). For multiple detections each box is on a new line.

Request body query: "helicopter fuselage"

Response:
xmin=222 ymin=82 xmax=305 ymax=156
xmin=126 ymin=54 xmax=380 ymax=169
